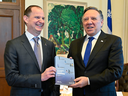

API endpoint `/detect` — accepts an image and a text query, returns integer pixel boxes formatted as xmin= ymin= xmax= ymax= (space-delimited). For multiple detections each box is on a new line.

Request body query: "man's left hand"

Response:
xmin=69 ymin=76 xmax=88 ymax=88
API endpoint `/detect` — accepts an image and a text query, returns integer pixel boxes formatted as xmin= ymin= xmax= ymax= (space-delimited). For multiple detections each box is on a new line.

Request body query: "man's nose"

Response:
xmin=87 ymin=18 xmax=92 ymax=24
xmin=39 ymin=18 xmax=45 ymax=23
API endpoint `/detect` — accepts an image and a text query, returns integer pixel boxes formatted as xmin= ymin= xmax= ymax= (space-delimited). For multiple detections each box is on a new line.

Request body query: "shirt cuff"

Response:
xmin=87 ymin=77 xmax=90 ymax=85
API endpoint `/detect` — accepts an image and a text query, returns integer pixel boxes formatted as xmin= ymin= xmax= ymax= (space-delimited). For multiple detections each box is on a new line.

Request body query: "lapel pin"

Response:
xmin=45 ymin=43 xmax=47 ymax=46
xmin=101 ymin=40 xmax=103 ymax=42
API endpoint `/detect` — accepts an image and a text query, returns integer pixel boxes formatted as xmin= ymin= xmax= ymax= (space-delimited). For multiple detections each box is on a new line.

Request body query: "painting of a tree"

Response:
xmin=47 ymin=2 xmax=85 ymax=54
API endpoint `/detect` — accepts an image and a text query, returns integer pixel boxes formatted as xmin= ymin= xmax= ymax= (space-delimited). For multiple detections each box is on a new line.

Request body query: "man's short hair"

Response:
xmin=24 ymin=5 xmax=42 ymax=17
xmin=83 ymin=6 xmax=104 ymax=20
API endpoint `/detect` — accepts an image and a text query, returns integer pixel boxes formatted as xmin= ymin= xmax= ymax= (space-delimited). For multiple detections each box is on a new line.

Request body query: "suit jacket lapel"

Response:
xmin=87 ymin=31 xmax=107 ymax=66
xmin=21 ymin=34 xmax=40 ymax=70
xmin=77 ymin=36 xmax=87 ymax=67
xmin=41 ymin=37 xmax=49 ymax=72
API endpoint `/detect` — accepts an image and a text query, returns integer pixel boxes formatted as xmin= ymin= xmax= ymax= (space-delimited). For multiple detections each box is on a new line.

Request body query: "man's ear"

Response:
xmin=101 ymin=19 xmax=104 ymax=27
xmin=23 ymin=15 xmax=28 ymax=24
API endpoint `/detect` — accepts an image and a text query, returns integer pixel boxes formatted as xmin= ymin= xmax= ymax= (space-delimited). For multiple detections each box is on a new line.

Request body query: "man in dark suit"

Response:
xmin=68 ymin=6 xmax=124 ymax=96
xmin=4 ymin=5 xmax=59 ymax=96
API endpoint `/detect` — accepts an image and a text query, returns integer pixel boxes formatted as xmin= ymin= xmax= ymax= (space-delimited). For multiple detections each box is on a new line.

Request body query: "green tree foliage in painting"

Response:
xmin=48 ymin=4 xmax=84 ymax=54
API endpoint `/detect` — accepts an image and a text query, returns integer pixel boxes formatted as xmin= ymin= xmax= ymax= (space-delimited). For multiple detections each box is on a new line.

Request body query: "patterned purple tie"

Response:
xmin=33 ymin=37 xmax=42 ymax=70
xmin=84 ymin=37 xmax=94 ymax=67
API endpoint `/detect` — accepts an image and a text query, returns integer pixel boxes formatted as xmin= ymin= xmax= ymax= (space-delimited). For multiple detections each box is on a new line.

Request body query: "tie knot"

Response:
xmin=88 ymin=37 xmax=94 ymax=42
xmin=33 ymin=37 xmax=39 ymax=43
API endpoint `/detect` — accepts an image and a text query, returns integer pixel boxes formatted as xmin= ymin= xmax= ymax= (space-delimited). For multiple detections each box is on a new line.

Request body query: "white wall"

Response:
xmin=111 ymin=0 xmax=124 ymax=38
xmin=25 ymin=0 xmax=43 ymax=9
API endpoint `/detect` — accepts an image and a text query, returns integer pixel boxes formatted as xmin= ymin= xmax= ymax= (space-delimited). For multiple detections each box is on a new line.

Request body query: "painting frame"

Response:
xmin=43 ymin=0 xmax=87 ymax=57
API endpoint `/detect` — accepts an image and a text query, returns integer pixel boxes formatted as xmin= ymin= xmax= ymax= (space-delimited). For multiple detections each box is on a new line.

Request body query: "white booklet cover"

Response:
xmin=55 ymin=56 xmax=75 ymax=85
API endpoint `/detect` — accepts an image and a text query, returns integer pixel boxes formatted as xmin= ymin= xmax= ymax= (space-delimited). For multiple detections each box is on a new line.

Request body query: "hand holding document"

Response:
xmin=55 ymin=56 xmax=75 ymax=85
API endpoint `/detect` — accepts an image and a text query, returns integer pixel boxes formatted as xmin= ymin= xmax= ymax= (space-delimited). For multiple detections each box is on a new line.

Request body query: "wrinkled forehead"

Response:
xmin=84 ymin=10 xmax=100 ymax=17
xmin=30 ymin=7 xmax=44 ymax=16
xmin=31 ymin=7 xmax=43 ymax=12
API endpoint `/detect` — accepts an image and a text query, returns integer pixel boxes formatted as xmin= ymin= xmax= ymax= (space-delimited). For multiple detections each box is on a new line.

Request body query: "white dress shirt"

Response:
xmin=81 ymin=31 xmax=101 ymax=60
xmin=25 ymin=31 xmax=43 ymax=66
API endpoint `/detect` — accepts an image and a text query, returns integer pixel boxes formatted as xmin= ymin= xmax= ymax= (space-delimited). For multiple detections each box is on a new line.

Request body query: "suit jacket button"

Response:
xmin=35 ymin=84 xmax=37 ymax=88
xmin=39 ymin=89 xmax=43 ymax=92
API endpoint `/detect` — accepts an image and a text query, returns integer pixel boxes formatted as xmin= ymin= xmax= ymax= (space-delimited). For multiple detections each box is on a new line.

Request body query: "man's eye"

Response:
xmin=92 ymin=18 xmax=96 ymax=20
xmin=83 ymin=18 xmax=88 ymax=21
xmin=35 ymin=16 xmax=40 ymax=19
xmin=42 ymin=17 xmax=45 ymax=20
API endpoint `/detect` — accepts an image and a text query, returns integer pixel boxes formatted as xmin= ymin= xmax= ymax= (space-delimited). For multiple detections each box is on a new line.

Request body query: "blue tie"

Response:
xmin=84 ymin=37 xmax=94 ymax=67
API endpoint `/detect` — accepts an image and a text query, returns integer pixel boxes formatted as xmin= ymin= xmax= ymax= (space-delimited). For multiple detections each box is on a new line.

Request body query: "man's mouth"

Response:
xmin=87 ymin=27 xmax=93 ymax=29
xmin=36 ymin=23 xmax=43 ymax=27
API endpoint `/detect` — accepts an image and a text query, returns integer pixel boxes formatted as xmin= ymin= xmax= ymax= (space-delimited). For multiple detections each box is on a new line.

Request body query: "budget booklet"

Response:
xmin=55 ymin=56 xmax=75 ymax=85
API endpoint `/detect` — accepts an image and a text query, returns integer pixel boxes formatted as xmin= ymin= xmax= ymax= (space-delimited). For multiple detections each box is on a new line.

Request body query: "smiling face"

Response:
xmin=82 ymin=9 xmax=103 ymax=36
xmin=23 ymin=7 xmax=45 ymax=36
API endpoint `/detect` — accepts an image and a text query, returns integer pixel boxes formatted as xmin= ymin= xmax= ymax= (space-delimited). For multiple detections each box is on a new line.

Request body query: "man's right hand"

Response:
xmin=41 ymin=66 xmax=56 ymax=81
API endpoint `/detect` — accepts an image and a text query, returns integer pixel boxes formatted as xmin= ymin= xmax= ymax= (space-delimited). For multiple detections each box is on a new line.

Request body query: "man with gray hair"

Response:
xmin=68 ymin=6 xmax=124 ymax=96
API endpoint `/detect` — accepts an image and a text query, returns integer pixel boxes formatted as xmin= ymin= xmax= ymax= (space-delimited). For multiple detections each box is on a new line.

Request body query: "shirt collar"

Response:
xmin=86 ymin=30 xmax=101 ymax=40
xmin=25 ymin=31 xmax=41 ymax=41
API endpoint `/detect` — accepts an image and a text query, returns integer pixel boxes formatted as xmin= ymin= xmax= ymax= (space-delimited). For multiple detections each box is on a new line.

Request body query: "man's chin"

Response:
xmin=36 ymin=29 xmax=42 ymax=33
xmin=35 ymin=30 xmax=41 ymax=35
xmin=86 ymin=31 xmax=95 ymax=36
xmin=36 ymin=27 xmax=43 ymax=31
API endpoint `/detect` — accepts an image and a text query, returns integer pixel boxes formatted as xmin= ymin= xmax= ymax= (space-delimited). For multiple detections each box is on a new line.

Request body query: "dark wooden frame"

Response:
xmin=0 ymin=0 xmax=25 ymax=77
xmin=0 ymin=0 xmax=25 ymax=35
